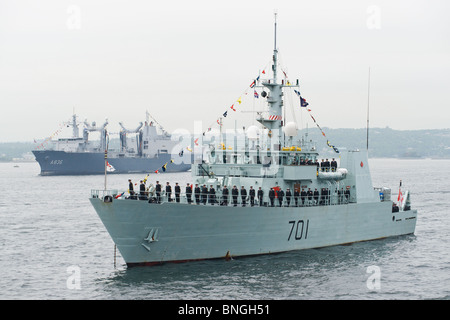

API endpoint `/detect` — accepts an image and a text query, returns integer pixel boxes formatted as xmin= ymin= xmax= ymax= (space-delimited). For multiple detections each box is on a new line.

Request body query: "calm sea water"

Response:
xmin=0 ymin=159 xmax=449 ymax=300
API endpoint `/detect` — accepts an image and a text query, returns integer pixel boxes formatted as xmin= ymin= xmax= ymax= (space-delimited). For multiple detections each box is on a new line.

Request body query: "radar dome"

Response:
xmin=284 ymin=122 xmax=298 ymax=137
xmin=246 ymin=125 xmax=260 ymax=140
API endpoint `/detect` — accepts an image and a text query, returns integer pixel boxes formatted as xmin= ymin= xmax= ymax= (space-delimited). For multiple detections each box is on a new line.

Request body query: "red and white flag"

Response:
xmin=397 ymin=180 xmax=404 ymax=206
xmin=106 ymin=161 xmax=116 ymax=172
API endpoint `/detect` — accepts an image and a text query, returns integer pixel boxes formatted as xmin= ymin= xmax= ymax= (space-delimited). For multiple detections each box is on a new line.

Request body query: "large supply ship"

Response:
xmin=89 ymin=16 xmax=417 ymax=267
xmin=32 ymin=112 xmax=191 ymax=175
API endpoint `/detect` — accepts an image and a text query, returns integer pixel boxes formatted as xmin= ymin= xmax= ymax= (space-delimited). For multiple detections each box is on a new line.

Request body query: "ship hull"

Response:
xmin=32 ymin=150 xmax=190 ymax=175
xmin=89 ymin=197 xmax=417 ymax=267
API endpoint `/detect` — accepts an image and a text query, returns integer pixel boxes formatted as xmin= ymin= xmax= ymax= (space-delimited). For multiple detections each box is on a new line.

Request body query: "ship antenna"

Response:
xmin=273 ymin=10 xmax=278 ymax=83
xmin=366 ymin=67 xmax=371 ymax=150
xmin=257 ymin=11 xmax=285 ymax=149
xmin=104 ymin=134 xmax=109 ymax=191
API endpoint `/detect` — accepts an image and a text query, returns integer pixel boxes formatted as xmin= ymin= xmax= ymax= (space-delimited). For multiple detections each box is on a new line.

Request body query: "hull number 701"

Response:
xmin=288 ymin=220 xmax=309 ymax=241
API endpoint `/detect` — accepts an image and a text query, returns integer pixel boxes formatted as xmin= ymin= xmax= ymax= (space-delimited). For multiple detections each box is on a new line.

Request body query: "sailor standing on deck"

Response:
xmin=201 ymin=184 xmax=208 ymax=205
xmin=277 ymin=188 xmax=284 ymax=207
xmin=307 ymin=188 xmax=313 ymax=206
xmin=285 ymin=188 xmax=292 ymax=207
xmin=301 ymin=188 xmax=307 ymax=206
xmin=222 ymin=185 xmax=229 ymax=206
xmin=175 ymin=183 xmax=181 ymax=203
xmin=294 ymin=188 xmax=299 ymax=207
xmin=257 ymin=187 xmax=264 ymax=206
xmin=155 ymin=181 xmax=161 ymax=203
xmin=331 ymin=158 xmax=337 ymax=172
xmin=315 ymin=188 xmax=320 ymax=205
xmin=249 ymin=186 xmax=255 ymax=207
xmin=128 ymin=179 xmax=134 ymax=196
xmin=194 ymin=184 xmax=201 ymax=205
xmin=139 ymin=180 xmax=146 ymax=200
xmin=232 ymin=185 xmax=239 ymax=207
xmin=186 ymin=183 xmax=192 ymax=204
xmin=344 ymin=188 xmax=350 ymax=203
xmin=209 ymin=185 xmax=216 ymax=205
xmin=166 ymin=182 xmax=172 ymax=202
xmin=269 ymin=188 xmax=275 ymax=207
xmin=325 ymin=159 xmax=330 ymax=172
xmin=240 ymin=186 xmax=247 ymax=207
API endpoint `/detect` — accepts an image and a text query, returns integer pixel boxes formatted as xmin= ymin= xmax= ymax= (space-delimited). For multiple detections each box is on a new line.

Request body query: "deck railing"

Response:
xmin=91 ymin=189 xmax=355 ymax=207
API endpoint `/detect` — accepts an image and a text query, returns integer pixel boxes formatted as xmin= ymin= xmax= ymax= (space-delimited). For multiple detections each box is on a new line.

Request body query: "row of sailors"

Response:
xmin=293 ymin=158 xmax=338 ymax=172
xmin=128 ymin=180 xmax=351 ymax=207
xmin=318 ymin=158 xmax=338 ymax=172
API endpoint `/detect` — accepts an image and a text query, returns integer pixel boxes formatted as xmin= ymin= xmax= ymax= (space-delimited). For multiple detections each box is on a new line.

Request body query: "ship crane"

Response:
xmin=119 ymin=122 xmax=144 ymax=154
xmin=83 ymin=119 xmax=109 ymax=151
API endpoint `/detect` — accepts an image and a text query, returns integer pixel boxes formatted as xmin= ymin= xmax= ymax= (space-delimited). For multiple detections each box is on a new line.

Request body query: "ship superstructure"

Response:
xmin=89 ymin=15 xmax=417 ymax=267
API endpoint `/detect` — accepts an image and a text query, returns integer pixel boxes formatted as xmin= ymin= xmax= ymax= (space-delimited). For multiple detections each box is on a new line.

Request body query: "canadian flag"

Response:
xmin=398 ymin=189 xmax=404 ymax=204
xmin=106 ymin=161 xmax=116 ymax=172
xmin=397 ymin=180 xmax=404 ymax=207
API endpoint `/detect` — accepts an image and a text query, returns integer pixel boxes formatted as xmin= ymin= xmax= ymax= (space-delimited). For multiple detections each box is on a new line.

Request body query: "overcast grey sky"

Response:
xmin=0 ymin=0 xmax=449 ymax=142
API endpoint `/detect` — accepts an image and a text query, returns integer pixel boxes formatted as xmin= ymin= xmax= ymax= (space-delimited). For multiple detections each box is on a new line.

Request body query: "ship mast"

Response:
xmin=257 ymin=12 xmax=286 ymax=150
xmin=70 ymin=113 xmax=79 ymax=138
xmin=273 ymin=11 xmax=278 ymax=83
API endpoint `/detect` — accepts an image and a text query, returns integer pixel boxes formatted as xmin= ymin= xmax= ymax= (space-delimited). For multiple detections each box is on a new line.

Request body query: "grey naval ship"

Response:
xmin=33 ymin=112 xmax=191 ymax=175
xmin=90 ymin=17 xmax=417 ymax=267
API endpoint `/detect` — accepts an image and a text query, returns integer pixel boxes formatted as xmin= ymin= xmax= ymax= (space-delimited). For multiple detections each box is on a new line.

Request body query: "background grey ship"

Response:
xmin=90 ymin=16 xmax=417 ymax=267
xmin=32 ymin=112 xmax=191 ymax=175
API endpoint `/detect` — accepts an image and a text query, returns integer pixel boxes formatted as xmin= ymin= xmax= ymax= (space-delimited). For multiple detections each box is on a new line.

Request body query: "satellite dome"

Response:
xmin=246 ymin=125 xmax=260 ymax=140
xmin=284 ymin=122 xmax=298 ymax=137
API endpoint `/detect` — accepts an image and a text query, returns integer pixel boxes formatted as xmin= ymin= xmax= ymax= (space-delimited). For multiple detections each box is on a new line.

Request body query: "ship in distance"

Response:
xmin=89 ymin=15 xmax=417 ymax=267
xmin=32 ymin=111 xmax=192 ymax=175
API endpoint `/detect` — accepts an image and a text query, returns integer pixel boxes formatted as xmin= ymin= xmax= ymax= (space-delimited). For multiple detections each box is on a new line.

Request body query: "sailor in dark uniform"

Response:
xmin=269 ymin=188 xmax=275 ymax=207
xmin=307 ymin=188 xmax=313 ymax=206
xmin=128 ymin=179 xmax=134 ymax=195
xmin=285 ymin=188 xmax=292 ymax=207
xmin=232 ymin=185 xmax=239 ymax=207
xmin=300 ymin=188 xmax=307 ymax=206
xmin=166 ymin=182 xmax=172 ymax=202
xmin=240 ymin=186 xmax=247 ymax=207
xmin=257 ymin=187 xmax=264 ymax=206
xmin=175 ymin=183 xmax=181 ymax=203
xmin=344 ymin=188 xmax=350 ymax=203
xmin=194 ymin=184 xmax=201 ymax=205
xmin=155 ymin=181 xmax=161 ymax=203
xmin=139 ymin=180 xmax=147 ymax=200
xmin=209 ymin=185 xmax=216 ymax=205
xmin=277 ymin=188 xmax=284 ymax=207
xmin=201 ymin=184 xmax=208 ymax=205
xmin=294 ymin=188 xmax=299 ymax=207
xmin=331 ymin=158 xmax=337 ymax=172
xmin=324 ymin=159 xmax=330 ymax=172
xmin=222 ymin=185 xmax=229 ymax=206
xmin=186 ymin=183 xmax=192 ymax=204
xmin=320 ymin=159 xmax=325 ymax=172
xmin=249 ymin=186 xmax=255 ymax=207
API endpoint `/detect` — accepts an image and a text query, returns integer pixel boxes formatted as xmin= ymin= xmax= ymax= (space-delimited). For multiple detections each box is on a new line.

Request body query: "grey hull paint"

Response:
xmin=33 ymin=150 xmax=190 ymax=175
xmin=90 ymin=198 xmax=417 ymax=266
